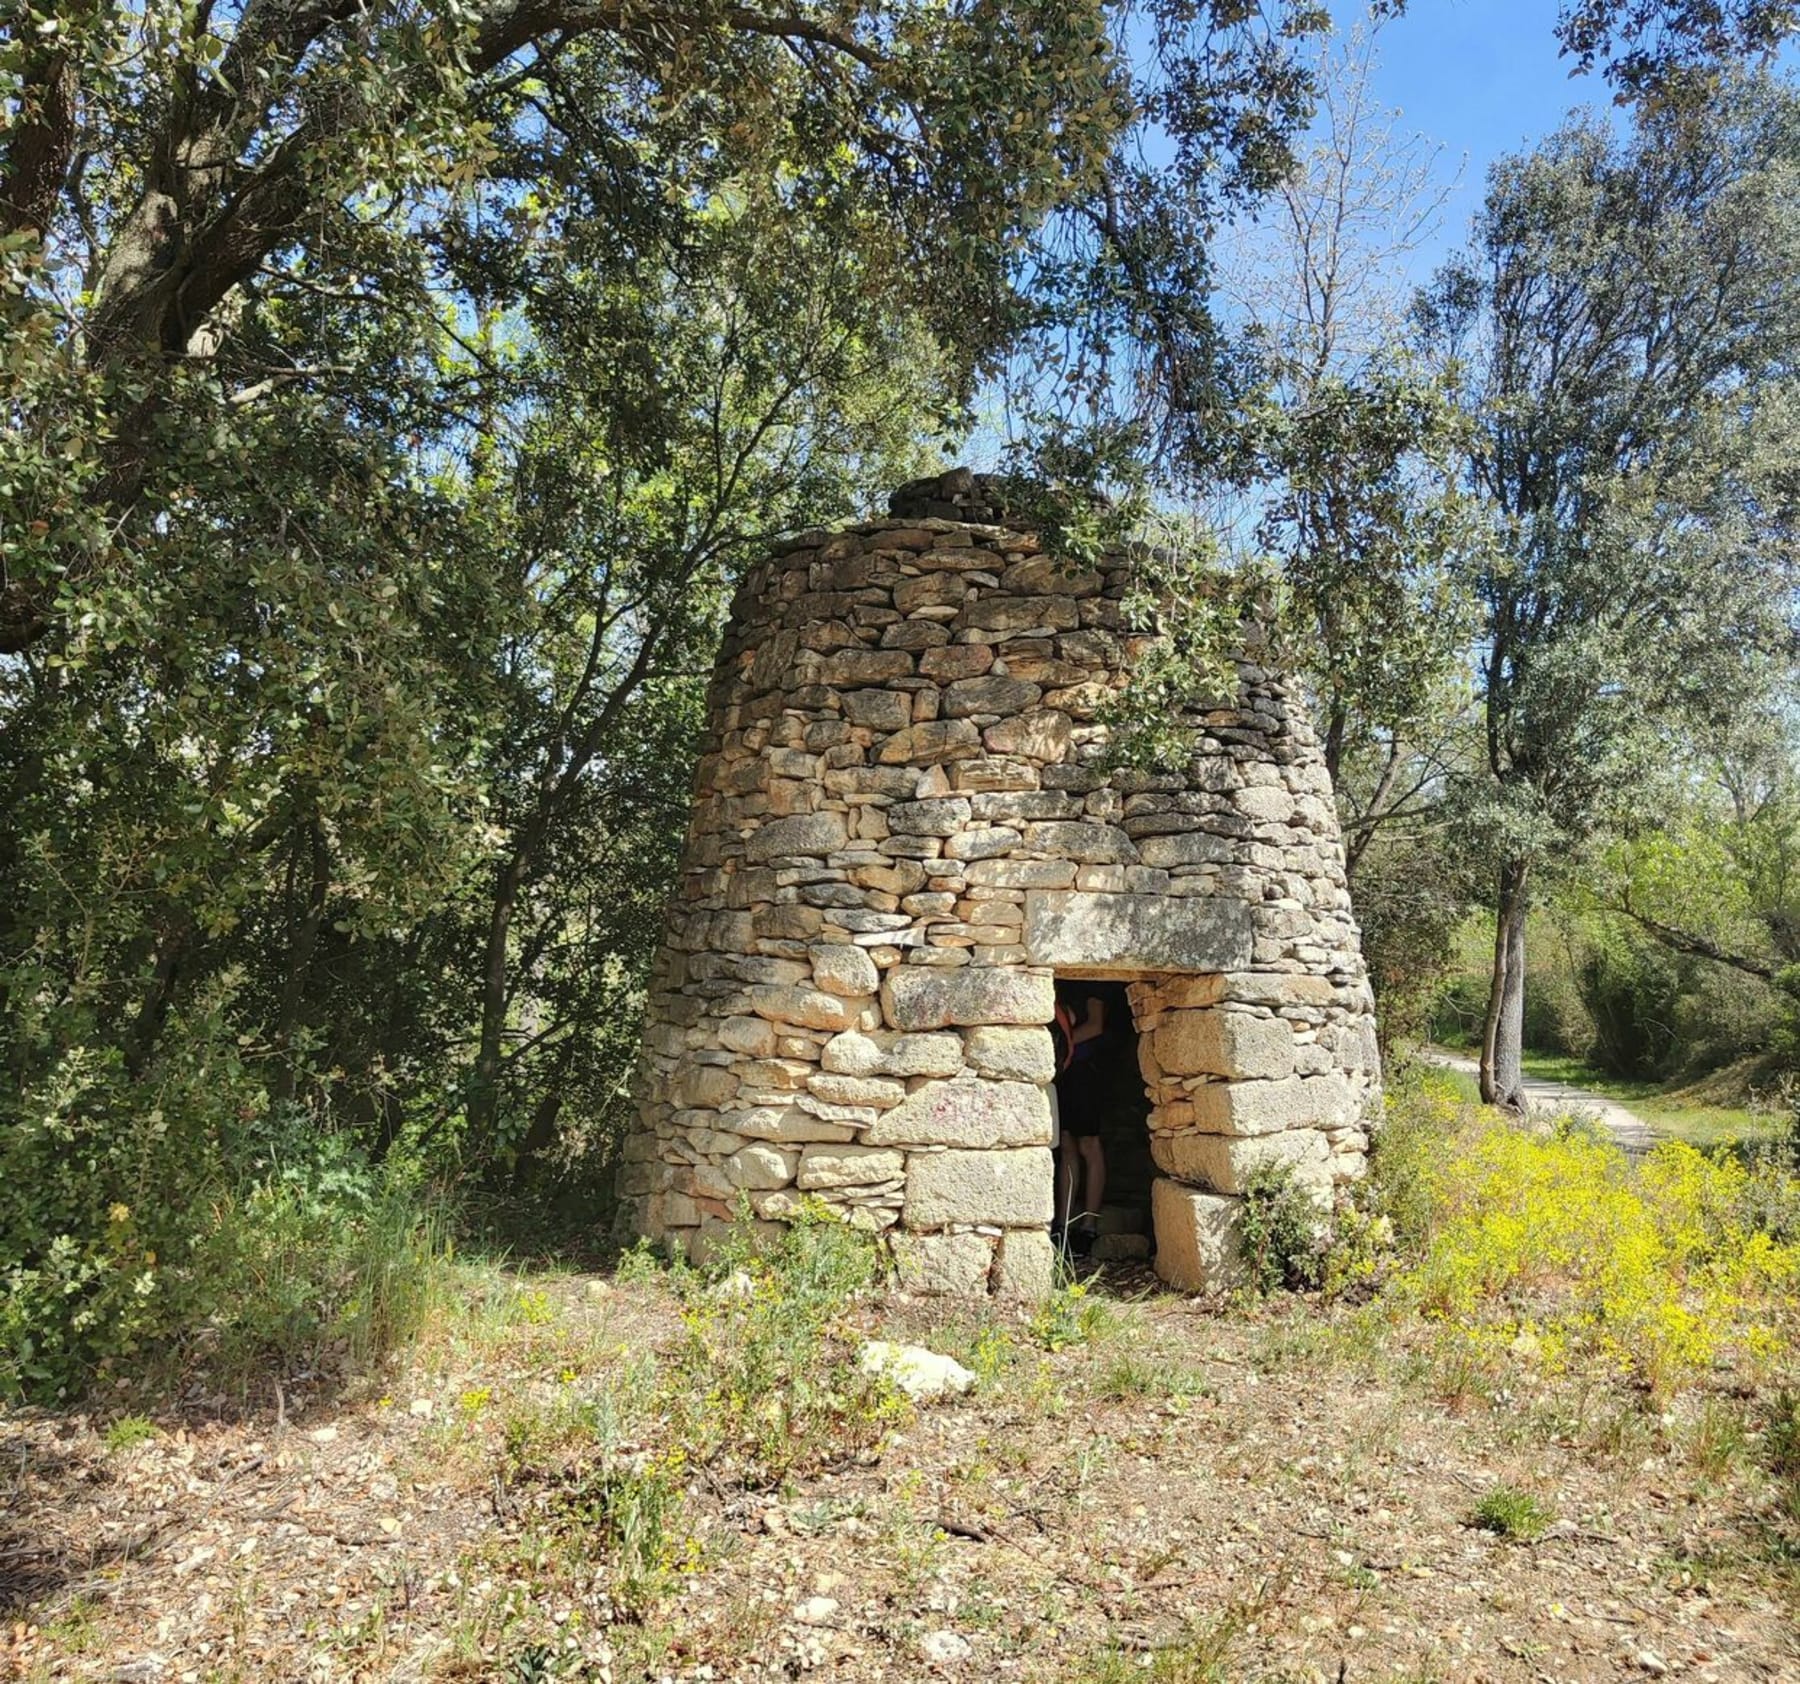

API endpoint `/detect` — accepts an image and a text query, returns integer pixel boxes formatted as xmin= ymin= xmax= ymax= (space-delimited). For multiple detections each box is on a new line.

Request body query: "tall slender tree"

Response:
xmin=1418 ymin=76 xmax=1800 ymax=1107
xmin=1217 ymin=17 xmax=1471 ymax=868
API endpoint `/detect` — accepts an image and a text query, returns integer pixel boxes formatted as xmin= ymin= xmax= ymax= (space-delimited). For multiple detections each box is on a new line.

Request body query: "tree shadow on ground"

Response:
xmin=0 ymin=1427 xmax=114 ymax=1618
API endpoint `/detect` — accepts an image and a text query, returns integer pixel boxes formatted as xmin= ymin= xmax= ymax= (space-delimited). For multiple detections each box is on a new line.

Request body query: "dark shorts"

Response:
xmin=1054 ymin=1063 xmax=1104 ymax=1140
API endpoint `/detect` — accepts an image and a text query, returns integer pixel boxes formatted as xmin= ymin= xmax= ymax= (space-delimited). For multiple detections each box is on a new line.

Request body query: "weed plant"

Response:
xmin=1 ymin=1108 xmax=450 ymax=1402
xmin=659 ymin=1203 xmax=905 ymax=1485
xmin=1028 ymin=1279 xmax=1110 ymax=1351
xmin=101 ymin=1413 xmax=156 ymax=1451
xmin=1763 ymin=1388 xmax=1800 ymax=1555
xmin=1468 ymin=1483 xmax=1555 ymax=1540
xmin=1239 ymin=1163 xmax=1327 ymax=1293
xmin=530 ymin=1205 xmax=905 ymax=1620
xmin=558 ymin=1449 xmax=694 ymax=1615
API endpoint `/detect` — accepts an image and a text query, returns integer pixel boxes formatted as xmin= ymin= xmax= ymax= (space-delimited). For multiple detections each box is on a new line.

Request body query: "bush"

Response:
xmin=1397 ymin=1106 xmax=1800 ymax=1398
xmin=1239 ymin=1163 xmax=1327 ymax=1294
xmin=1352 ymin=835 xmax=1470 ymax=1047
xmin=1 ymin=1035 xmax=248 ymax=1400
xmin=1578 ymin=938 xmax=1682 ymax=1078
xmin=1667 ymin=966 xmax=1784 ymax=1078
xmin=1366 ymin=1062 xmax=1465 ymax=1251
xmin=0 ymin=1035 xmax=447 ymax=1402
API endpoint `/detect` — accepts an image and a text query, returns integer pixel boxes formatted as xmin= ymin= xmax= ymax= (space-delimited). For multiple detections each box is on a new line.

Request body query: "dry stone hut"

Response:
xmin=619 ymin=470 xmax=1381 ymax=1297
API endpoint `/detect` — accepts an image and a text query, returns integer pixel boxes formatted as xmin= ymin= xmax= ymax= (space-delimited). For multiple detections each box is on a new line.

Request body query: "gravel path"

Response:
xmin=1422 ymin=1047 xmax=1659 ymax=1158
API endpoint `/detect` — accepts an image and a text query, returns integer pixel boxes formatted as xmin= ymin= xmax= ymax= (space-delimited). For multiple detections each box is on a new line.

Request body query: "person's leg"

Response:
xmin=1077 ymin=1135 xmax=1106 ymax=1220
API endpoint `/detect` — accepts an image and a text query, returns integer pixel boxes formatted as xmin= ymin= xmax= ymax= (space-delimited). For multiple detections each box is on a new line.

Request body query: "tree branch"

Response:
xmin=1615 ymin=889 xmax=1779 ymax=981
xmin=1 ymin=42 xmax=78 ymax=238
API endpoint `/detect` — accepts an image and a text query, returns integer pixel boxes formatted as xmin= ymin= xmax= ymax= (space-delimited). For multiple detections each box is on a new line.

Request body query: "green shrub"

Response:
xmin=1239 ymin=1162 xmax=1326 ymax=1294
xmin=1094 ymin=1354 xmax=1210 ymax=1401
xmin=0 ymin=1034 xmax=253 ymax=1400
xmin=1080 ymin=1612 xmax=1246 ymax=1683
xmin=1578 ymin=939 xmax=1682 ymax=1078
xmin=1352 ymin=833 xmax=1470 ymax=1047
xmin=662 ymin=1203 xmax=902 ymax=1485
xmin=1366 ymin=1062 xmax=1463 ymax=1252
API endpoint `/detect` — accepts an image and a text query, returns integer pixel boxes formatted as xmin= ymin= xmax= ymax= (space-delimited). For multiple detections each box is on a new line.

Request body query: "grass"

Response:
xmin=1434 ymin=1063 xmax=1484 ymax=1106
xmin=12 ymin=1177 xmax=1800 ymax=1679
xmin=1468 ymin=1482 xmax=1556 ymax=1541
xmin=1082 ymin=1613 xmax=1245 ymax=1683
xmin=1518 ymin=1050 xmax=1783 ymax=1152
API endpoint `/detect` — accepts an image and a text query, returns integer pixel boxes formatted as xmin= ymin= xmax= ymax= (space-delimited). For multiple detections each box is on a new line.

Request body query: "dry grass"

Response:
xmin=4 ymin=1242 xmax=1797 ymax=1684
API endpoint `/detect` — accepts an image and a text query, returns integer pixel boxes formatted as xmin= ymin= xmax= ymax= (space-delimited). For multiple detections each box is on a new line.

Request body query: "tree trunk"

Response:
xmin=1322 ymin=695 xmax=1347 ymax=789
xmin=123 ymin=915 xmax=194 ymax=1078
xmin=1479 ymin=857 xmax=1529 ymax=1111
xmin=467 ymin=850 xmax=528 ymax=1140
xmin=270 ymin=815 xmax=330 ymax=1108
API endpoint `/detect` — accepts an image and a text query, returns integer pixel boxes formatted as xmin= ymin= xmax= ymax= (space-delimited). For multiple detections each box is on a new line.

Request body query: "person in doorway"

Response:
xmin=1052 ymin=981 xmax=1109 ymax=1254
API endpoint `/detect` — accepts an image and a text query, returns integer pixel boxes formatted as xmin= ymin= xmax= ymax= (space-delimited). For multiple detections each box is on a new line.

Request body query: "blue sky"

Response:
xmin=970 ymin=2 xmax=1776 ymax=466
xmin=1341 ymin=0 xmax=1617 ymax=284
xmin=1353 ymin=1 xmax=1800 ymax=278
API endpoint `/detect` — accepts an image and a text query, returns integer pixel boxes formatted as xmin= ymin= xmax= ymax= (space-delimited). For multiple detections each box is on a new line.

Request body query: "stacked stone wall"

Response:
xmin=619 ymin=473 xmax=1380 ymax=1295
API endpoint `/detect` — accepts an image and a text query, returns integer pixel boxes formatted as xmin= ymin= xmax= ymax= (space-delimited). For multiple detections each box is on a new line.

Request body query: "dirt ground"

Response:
xmin=4 ymin=1265 xmax=1795 ymax=1684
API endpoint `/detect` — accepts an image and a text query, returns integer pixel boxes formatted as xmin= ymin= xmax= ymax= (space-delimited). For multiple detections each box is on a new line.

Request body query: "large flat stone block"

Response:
xmin=863 ymin=1077 xmax=1051 ymax=1148
xmin=1023 ymin=891 xmax=1253 ymax=974
xmin=904 ymin=1147 xmax=1053 ymax=1228
xmin=994 ymin=1228 xmax=1057 ymax=1299
xmin=875 ymin=719 xmax=983 ymax=765
xmin=810 ymin=944 xmax=881 ymax=997
xmin=1188 ymin=1072 xmax=1355 ymax=1137
xmin=1152 ymin=1009 xmax=1295 ymax=1080
xmin=963 ymin=1026 xmax=1057 ymax=1083
xmin=1151 ymin=1178 xmax=1248 ymax=1294
xmin=728 ymin=1104 xmax=857 ymax=1144
xmin=1151 ymin=1126 xmax=1329 ymax=1195
xmin=882 ymin=966 xmax=1055 ymax=1031
xmin=1141 ymin=972 xmax=1338 ymax=1010
xmin=890 ymin=1230 xmax=995 ymax=1294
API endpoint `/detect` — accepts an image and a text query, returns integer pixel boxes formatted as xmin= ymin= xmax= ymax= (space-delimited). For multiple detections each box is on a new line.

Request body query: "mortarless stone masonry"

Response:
xmin=619 ymin=469 xmax=1381 ymax=1295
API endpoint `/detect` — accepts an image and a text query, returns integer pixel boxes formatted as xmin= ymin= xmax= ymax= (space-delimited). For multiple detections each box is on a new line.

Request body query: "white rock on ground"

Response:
xmin=921 ymin=1630 xmax=974 ymax=1663
xmin=858 ymin=1340 xmax=976 ymax=1401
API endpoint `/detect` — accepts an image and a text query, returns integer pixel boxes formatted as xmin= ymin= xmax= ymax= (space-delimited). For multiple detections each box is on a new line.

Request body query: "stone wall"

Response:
xmin=619 ymin=470 xmax=1380 ymax=1295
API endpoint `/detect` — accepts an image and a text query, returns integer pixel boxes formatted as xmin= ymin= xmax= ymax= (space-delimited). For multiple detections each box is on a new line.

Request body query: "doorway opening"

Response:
xmin=1052 ymin=976 xmax=1156 ymax=1263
